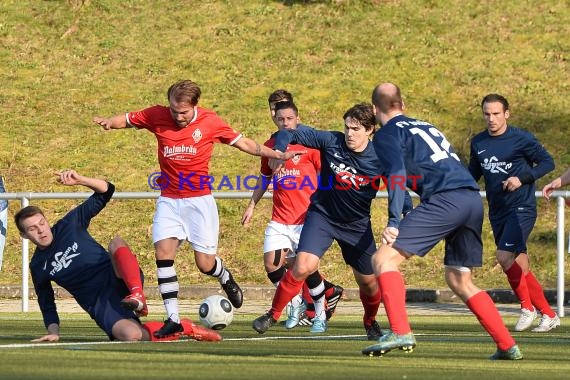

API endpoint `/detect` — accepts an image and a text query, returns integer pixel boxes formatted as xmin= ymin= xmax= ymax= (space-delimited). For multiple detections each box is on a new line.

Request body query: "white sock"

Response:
xmin=157 ymin=265 xmax=180 ymax=323
xmin=309 ymin=281 xmax=326 ymax=320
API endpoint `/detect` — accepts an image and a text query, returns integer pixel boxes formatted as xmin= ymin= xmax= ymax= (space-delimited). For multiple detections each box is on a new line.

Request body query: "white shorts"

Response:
xmin=152 ymin=195 xmax=219 ymax=254
xmin=263 ymin=221 xmax=303 ymax=258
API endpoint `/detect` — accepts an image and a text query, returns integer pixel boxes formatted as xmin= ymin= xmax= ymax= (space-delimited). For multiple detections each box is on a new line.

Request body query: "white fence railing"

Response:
xmin=1 ymin=190 xmax=568 ymax=316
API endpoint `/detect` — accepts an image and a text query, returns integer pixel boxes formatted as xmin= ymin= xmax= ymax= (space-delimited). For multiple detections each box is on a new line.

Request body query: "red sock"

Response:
xmin=302 ymin=283 xmax=313 ymax=305
xmin=378 ymin=271 xmax=410 ymax=334
xmin=466 ymin=291 xmax=516 ymax=351
xmin=505 ymin=261 xmax=533 ymax=310
xmin=270 ymin=270 xmax=304 ymax=319
xmin=525 ymin=271 xmax=555 ymax=317
xmin=142 ymin=321 xmax=180 ymax=342
xmin=301 ymin=283 xmax=316 ymax=318
xmin=114 ymin=246 xmax=143 ymax=294
xmin=360 ymin=287 xmax=381 ymax=327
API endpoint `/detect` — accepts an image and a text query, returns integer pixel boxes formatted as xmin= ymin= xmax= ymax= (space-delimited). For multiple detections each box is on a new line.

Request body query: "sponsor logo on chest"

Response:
xmin=49 ymin=242 xmax=81 ymax=276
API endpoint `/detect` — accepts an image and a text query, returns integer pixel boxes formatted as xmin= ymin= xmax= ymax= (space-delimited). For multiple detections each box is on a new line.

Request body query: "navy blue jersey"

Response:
xmin=274 ymin=127 xmax=412 ymax=223
xmin=30 ymin=183 xmax=115 ymax=328
xmin=373 ymin=115 xmax=479 ymax=228
xmin=468 ymin=125 xmax=554 ymax=218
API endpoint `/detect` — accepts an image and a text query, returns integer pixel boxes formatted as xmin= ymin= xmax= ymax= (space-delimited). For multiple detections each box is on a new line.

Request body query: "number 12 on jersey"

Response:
xmin=410 ymin=127 xmax=459 ymax=163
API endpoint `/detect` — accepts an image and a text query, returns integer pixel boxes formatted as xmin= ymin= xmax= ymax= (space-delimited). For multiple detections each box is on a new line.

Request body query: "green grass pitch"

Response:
xmin=0 ymin=312 xmax=568 ymax=380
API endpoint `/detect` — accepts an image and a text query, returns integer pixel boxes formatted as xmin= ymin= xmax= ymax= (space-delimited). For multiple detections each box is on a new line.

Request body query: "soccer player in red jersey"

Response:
xmin=93 ymin=80 xmax=301 ymax=338
xmin=242 ymin=95 xmax=343 ymax=329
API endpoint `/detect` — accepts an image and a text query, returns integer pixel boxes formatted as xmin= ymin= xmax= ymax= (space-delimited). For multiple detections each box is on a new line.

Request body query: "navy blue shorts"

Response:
xmin=90 ymin=270 xmax=142 ymax=340
xmin=297 ymin=210 xmax=376 ymax=275
xmin=393 ymin=189 xmax=483 ymax=267
xmin=490 ymin=208 xmax=536 ymax=254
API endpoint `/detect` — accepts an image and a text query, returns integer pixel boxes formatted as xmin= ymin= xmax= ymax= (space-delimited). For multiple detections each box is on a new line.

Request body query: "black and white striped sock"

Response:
xmin=207 ymin=256 xmax=230 ymax=285
xmin=156 ymin=259 xmax=180 ymax=323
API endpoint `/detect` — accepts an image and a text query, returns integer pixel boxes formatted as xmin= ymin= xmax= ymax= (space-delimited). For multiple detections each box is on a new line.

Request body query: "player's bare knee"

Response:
xmin=291 ymin=264 xmax=313 ymax=280
xmin=359 ymin=281 xmax=377 ymax=296
xmin=117 ymin=330 xmax=143 ymax=342
xmin=444 ymin=266 xmax=472 ymax=295
xmin=373 ymin=246 xmax=406 ymax=269
xmin=108 ymin=235 xmax=128 ymax=254
xmin=112 ymin=321 xmax=144 ymax=341
xmin=154 ymin=238 xmax=179 ymax=260
xmin=496 ymin=250 xmax=515 ymax=270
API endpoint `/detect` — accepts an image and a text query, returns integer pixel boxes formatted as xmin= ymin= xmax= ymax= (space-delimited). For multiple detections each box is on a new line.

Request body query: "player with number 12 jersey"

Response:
xmin=373 ymin=115 xmax=479 ymax=229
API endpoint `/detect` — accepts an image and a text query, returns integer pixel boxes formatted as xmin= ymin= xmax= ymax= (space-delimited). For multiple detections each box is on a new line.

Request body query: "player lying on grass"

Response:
xmin=14 ymin=170 xmax=220 ymax=342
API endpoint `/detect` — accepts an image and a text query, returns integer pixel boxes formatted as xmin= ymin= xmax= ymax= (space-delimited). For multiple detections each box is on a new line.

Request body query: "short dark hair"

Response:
xmin=273 ymin=100 xmax=298 ymax=115
xmin=167 ymin=80 xmax=201 ymax=105
xmin=14 ymin=206 xmax=45 ymax=233
xmin=343 ymin=102 xmax=376 ymax=132
xmin=481 ymin=93 xmax=509 ymax=111
xmin=268 ymin=89 xmax=293 ymax=106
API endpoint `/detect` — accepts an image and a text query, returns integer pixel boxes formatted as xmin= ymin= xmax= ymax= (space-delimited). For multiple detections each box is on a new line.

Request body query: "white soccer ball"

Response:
xmin=198 ymin=295 xmax=234 ymax=330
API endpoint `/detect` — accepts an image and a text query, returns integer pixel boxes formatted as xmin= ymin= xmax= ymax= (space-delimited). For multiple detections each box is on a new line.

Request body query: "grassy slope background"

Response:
xmin=0 ymin=0 xmax=568 ymax=290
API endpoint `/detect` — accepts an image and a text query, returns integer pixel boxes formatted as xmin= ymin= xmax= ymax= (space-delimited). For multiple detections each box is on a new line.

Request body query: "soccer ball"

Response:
xmin=198 ymin=295 xmax=234 ymax=330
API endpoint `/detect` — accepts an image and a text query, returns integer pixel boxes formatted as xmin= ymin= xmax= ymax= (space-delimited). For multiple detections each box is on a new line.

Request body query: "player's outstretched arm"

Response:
xmin=31 ymin=323 xmax=60 ymax=343
xmin=54 ymin=170 xmax=109 ymax=194
xmin=543 ymin=168 xmax=570 ymax=200
xmin=93 ymin=114 xmax=128 ymax=130
xmin=233 ymin=137 xmax=304 ymax=160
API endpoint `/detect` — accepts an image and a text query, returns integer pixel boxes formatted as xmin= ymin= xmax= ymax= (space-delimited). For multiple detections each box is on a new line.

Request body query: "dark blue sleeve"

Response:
xmin=273 ymin=127 xmax=332 ymax=152
xmin=402 ymin=191 xmax=414 ymax=216
xmin=519 ymin=134 xmax=554 ymax=184
xmin=64 ymin=182 xmax=115 ymax=229
xmin=31 ymin=268 xmax=60 ymax=328
xmin=373 ymin=131 xmax=407 ymax=228
xmin=273 ymin=130 xmax=295 ymax=152
xmin=468 ymin=141 xmax=483 ymax=182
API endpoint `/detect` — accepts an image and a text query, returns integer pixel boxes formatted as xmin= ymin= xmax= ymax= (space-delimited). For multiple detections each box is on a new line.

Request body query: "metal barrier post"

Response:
xmin=20 ymin=197 xmax=29 ymax=312
xmin=556 ymin=196 xmax=565 ymax=317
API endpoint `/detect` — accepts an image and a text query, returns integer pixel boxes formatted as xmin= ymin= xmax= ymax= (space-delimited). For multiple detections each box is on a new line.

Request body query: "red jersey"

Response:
xmin=261 ymin=137 xmax=320 ymax=225
xmin=127 ymin=105 xmax=241 ymax=198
